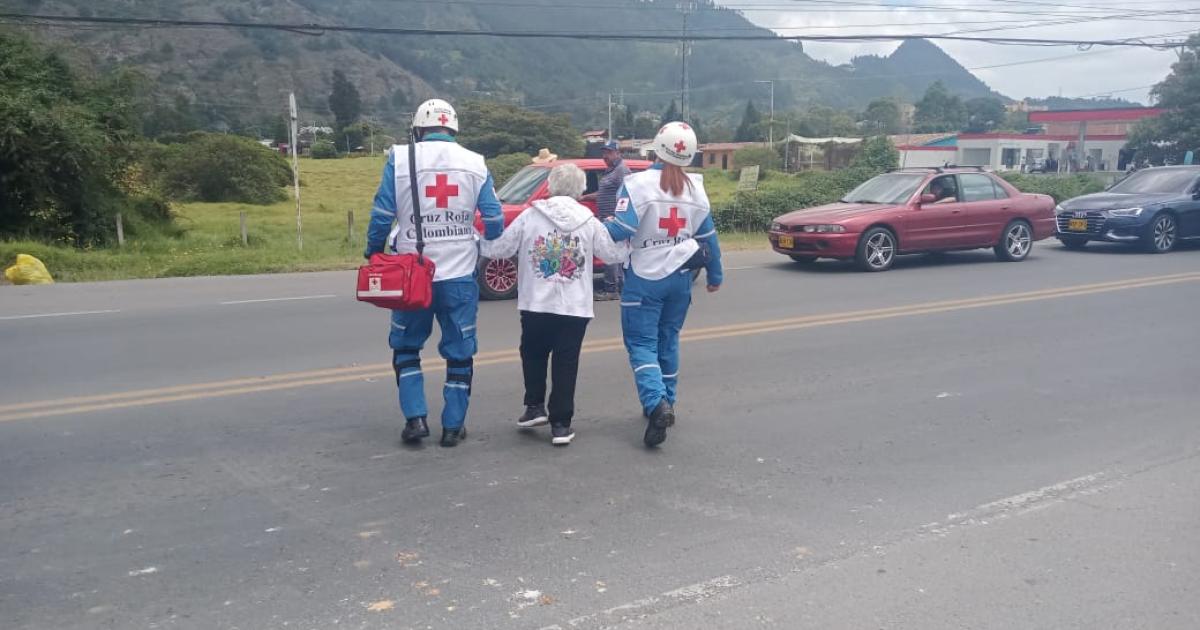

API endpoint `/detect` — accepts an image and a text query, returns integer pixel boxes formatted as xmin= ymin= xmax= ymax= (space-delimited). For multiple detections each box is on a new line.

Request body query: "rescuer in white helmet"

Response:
xmin=364 ymin=98 xmax=506 ymax=448
xmin=604 ymin=121 xmax=724 ymax=447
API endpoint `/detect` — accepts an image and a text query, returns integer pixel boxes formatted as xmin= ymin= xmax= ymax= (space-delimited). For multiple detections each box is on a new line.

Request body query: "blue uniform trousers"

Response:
xmin=620 ymin=269 xmax=692 ymax=416
xmin=389 ymin=277 xmax=479 ymax=430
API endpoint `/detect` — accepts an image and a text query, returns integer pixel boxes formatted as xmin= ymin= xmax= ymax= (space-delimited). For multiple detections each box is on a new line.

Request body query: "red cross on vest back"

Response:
xmin=659 ymin=206 xmax=687 ymax=237
xmin=425 ymin=173 xmax=460 ymax=209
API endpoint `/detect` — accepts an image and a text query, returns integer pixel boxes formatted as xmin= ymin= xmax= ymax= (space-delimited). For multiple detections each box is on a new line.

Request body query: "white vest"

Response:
xmin=622 ymin=170 xmax=711 ymax=281
xmin=387 ymin=141 xmax=488 ymax=281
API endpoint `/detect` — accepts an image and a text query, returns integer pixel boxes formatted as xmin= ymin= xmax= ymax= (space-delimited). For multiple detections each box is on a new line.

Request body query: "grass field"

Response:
xmin=1 ymin=157 xmax=768 ymax=283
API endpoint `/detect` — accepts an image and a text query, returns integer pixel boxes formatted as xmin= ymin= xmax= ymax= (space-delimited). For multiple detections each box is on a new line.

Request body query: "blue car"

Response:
xmin=1056 ymin=165 xmax=1200 ymax=253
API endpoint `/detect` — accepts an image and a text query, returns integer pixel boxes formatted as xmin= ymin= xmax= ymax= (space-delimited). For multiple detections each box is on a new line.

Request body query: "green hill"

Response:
xmin=3 ymin=0 xmax=1004 ymax=129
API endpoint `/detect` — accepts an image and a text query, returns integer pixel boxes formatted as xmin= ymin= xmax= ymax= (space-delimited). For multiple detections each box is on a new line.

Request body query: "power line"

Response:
xmin=0 ymin=12 xmax=1189 ymax=48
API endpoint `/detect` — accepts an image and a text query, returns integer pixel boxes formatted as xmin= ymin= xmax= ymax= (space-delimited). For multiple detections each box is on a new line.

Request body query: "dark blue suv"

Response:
xmin=1056 ymin=166 xmax=1200 ymax=253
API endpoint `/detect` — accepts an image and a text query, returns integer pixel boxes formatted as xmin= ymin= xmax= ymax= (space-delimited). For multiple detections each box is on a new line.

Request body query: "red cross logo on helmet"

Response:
xmin=438 ymin=113 xmax=450 ymax=126
xmin=674 ymin=140 xmax=687 ymax=153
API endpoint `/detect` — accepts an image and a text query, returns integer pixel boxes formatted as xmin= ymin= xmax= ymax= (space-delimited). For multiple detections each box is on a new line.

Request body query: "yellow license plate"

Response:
xmin=778 ymin=234 xmax=794 ymax=248
xmin=1068 ymin=218 xmax=1088 ymax=231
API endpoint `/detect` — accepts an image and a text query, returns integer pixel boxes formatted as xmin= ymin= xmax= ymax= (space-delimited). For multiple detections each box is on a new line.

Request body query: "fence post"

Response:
xmin=347 ymin=210 xmax=355 ymax=243
xmin=240 ymin=211 xmax=248 ymax=246
xmin=115 ymin=213 xmax=125 ymax=247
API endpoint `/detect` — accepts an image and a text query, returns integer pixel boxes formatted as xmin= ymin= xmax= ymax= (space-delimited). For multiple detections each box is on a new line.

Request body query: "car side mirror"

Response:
xmin=919 ymin=193 xmax=937 ymax=205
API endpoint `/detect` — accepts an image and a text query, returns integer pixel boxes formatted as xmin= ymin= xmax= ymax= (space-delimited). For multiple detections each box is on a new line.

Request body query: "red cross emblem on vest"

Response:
xmin=425 ymin=173 xmax=460 ymax=209
xmin=659 ymin=206 xmax=687 ymax=237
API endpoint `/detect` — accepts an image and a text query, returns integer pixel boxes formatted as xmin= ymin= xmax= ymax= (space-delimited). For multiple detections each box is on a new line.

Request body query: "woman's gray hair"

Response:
xmin=547 ymin=163 xmax=587 ymax=199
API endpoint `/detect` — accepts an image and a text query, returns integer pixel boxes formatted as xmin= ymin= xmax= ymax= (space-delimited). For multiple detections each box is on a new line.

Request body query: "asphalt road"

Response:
xmin=1 ymin=240 xmax=1198 ymax=630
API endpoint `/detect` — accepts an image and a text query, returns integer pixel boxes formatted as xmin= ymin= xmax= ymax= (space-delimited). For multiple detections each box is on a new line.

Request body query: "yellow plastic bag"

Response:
xmin=4 ymin=254 xmax=54 ymax=285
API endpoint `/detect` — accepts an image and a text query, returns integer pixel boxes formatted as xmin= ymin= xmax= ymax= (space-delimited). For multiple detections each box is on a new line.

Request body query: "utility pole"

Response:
xmin=608 ymin=92 xmax=614 ymax=141
xmin=289 ymin=92 xmax=302 ymax=250
xmin=755 ymin=80 xmax=775 ymax=147
xmin=679 ymin=1 xmax=694 ymax=119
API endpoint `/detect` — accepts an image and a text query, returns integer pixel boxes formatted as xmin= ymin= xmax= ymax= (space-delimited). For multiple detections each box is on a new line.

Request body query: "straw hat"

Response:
xmin=532 ymin=148 xmax=558 ymax=164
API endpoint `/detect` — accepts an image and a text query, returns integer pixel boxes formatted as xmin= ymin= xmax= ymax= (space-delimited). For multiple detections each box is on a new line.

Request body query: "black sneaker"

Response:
xmin=516 ymin=404 xmax=549 ymax=428
xmin=440 ymin=427 xmax=467 ymax=448
xmin=644 ymin=401 xmax=674 ymax=448
xmin=401 ymin=417 xmax=430 ymax=443
xmin=551 ymin=424 xmax=575 ymax=446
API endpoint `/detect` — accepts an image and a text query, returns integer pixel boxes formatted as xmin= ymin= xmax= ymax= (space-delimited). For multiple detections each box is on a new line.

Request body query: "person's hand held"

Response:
xmin=706 ymin=284 xmax=720 ymax=293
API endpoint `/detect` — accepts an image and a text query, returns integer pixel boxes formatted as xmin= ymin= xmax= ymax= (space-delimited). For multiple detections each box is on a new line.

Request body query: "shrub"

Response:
xmin=999 ymin=172 xmax=1107 ymax=204
xmin=711 ymin=167 xmax=875 ymax=232
xmin=852 ymin=136 xmax=899 ymax=173
xmin=146 ymin=133 xmax=292 ymax=204
xmin=732 ymin=146 xmax=780 ymax=173
xmin=310 ymin=140 xmax=338 ymax=159
xmin=487 ymin=152 xmax=533 ymax=187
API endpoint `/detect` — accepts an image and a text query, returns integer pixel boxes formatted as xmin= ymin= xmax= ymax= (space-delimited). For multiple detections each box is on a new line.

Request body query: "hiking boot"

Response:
xmin=440 ymin=427 xmax=467 ymax=448
xmin=516 ymin=404 xmax=549 ymax=428
xmin=551 ymin=424 xmax=575 ymax=446
xmin=401 ymin=417 xmax=430 ymax=443
xmin=644 ymin=400 xmax=674 ymax=448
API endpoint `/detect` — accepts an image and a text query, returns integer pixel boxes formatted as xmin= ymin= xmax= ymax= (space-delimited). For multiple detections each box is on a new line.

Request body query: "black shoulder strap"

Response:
xmin=407 ymin=133 xmax=425 ymax=259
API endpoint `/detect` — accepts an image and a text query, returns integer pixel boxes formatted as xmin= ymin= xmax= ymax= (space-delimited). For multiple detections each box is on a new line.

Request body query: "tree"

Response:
xmin=801 ymin=106 xmax=858 ymax=137
xmin=633 ymin=114 xmax=659 ymax=139
xmin=735 ymin=100 xmax=763 ymax=142
xmin=688 ymin=114 xmax=706 ymax=143
xmin=852 ymin=136 xmax=900 ymax=173
xmin=660 ymin=100 xmax=680 ymax=126
xmin=862 ymin=98 xmax=903 ymax=135
xmin=1128 ymin=33 xmax=1200 ymax=164
xmin=456 ymin=101 xmax=583 ymax=158
xmin=328 ymin=70 xmax=362 ymax=134
xmin=913 ymin=81 xmax=967 ymax=133
xmin=0 ymin=32 xmax=167 ymax=246
xmin=964 ymin=97 xmax=1006 ymax=133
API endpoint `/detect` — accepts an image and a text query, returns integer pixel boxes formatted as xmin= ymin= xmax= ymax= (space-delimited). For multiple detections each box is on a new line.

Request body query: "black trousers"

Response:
xmin=520 ymin=310 xmax=590 ymax=426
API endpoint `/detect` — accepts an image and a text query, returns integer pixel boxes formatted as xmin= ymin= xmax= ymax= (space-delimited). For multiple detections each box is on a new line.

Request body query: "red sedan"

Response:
xmin=768 ymin=167 xmax=1056 ymax=271
xmin=475 ymin=158 xmax=652 ymax=299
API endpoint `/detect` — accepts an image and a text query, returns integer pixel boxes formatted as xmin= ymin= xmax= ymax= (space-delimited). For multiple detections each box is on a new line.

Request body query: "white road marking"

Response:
xmin=0 ymin=309 xmax=120 ymax=321
xmin=219 ymin=294 xmax=337 ymax=305
xmin=723 ymin=265 xmax=766 ymax=271
xmin=552 ymin=470 xmax=1128 ymax=629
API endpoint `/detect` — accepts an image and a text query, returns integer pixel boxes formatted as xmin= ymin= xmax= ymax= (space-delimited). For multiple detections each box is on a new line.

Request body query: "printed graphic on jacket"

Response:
xmin=529 ymin=232 xmax=587 ymax=282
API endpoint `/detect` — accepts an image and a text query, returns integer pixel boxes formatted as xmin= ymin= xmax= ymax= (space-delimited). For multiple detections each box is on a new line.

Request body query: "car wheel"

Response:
xmin=1142 ymin=213 xmax=1178 ymax=254
xmin=995 ymin=220 xmax=1033 ymax=262
xmin=478 ymin=256 xmax=518 ymax=300
xmin=789 ymin=255 xmax=818 ymax=264
xmin=1059 ymin=236 xmax=1088 ymax=250
xmin=855 ymin=227 xmax=896 ymax=272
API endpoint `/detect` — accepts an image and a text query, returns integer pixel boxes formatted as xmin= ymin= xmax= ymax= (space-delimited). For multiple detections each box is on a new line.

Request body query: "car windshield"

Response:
xmin=841 ymin=173 xmax=927 ymax=204
xmin=1108 ymin=169 xmax=1198 ymax=194
xmin=496 ymin=166 xmax=549 ymax=204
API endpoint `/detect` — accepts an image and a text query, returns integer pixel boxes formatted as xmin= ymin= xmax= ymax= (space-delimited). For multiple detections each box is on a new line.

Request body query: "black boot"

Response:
xmin=644 ymin=400 xmax=674 ymax=448
xmin=440 ymin=427 xmax=467 ymax=448
xmin=401 ymin=416 xmax=430 ymax=443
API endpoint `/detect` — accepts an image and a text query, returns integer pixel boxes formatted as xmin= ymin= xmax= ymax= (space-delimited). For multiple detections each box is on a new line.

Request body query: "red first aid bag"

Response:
xmin=357 ymin=253 xmax=435 ymax=311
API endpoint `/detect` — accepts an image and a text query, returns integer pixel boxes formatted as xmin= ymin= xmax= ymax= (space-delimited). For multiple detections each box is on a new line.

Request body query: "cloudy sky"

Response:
xmin=720 ymin=0 xmax=1193 ymax=104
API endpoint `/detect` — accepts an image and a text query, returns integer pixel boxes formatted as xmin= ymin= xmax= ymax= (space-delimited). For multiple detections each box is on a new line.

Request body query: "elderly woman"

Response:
xmin=482 ymin=163 xmax=624 ymax=446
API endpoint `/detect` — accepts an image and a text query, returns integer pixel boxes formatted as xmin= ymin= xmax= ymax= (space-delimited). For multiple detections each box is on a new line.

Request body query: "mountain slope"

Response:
xmin=3 ymin=0 xmax=1004 ymax=127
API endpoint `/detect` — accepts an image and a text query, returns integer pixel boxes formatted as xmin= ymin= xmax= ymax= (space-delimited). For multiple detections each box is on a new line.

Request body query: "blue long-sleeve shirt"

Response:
xmin=605 ymin=170 xmax=723 ymax=287
xmin=365 ymin=133 xmax=504 ymax=260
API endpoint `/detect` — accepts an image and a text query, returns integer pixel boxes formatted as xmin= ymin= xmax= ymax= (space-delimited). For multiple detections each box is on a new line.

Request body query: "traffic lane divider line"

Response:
xmin=1 ymin=272 xmax=1197 ymax=423
xmin=0 ymin=309 xmax=121 ymax=321
xmin=219 ymin=294 xmax=338 ymax=305
xmin=0 ymin=348 xmax=522 ymax=415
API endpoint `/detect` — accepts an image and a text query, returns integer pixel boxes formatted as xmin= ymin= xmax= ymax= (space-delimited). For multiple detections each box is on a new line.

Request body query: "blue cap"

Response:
xmin=602 ymin=140 xmax=620 ymax=152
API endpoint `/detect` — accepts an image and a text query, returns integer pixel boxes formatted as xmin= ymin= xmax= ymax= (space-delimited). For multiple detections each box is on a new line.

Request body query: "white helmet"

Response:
xmin=653 ymin=121 xmax=697 ymax=167
xmin=412 ymin=99 xmax=459 ymax=132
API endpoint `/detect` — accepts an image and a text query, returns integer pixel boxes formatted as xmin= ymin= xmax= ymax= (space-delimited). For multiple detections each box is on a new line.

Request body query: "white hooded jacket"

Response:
xmin=481 ymin=197 xmax=624 ymax=319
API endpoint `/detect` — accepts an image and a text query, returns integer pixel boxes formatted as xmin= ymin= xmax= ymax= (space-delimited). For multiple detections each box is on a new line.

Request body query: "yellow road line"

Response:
xmin=2 ymin=272 xmax=1196 ymax=423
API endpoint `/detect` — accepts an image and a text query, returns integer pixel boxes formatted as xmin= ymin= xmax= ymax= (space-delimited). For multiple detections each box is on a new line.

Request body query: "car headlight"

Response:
xmin=1107 ymin=207 xmax=1144 ymax=217
xmin=771 ymin=222 xmax=786 ymax=232
xmin=802 ymin=224 xmax=846 ymax=233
